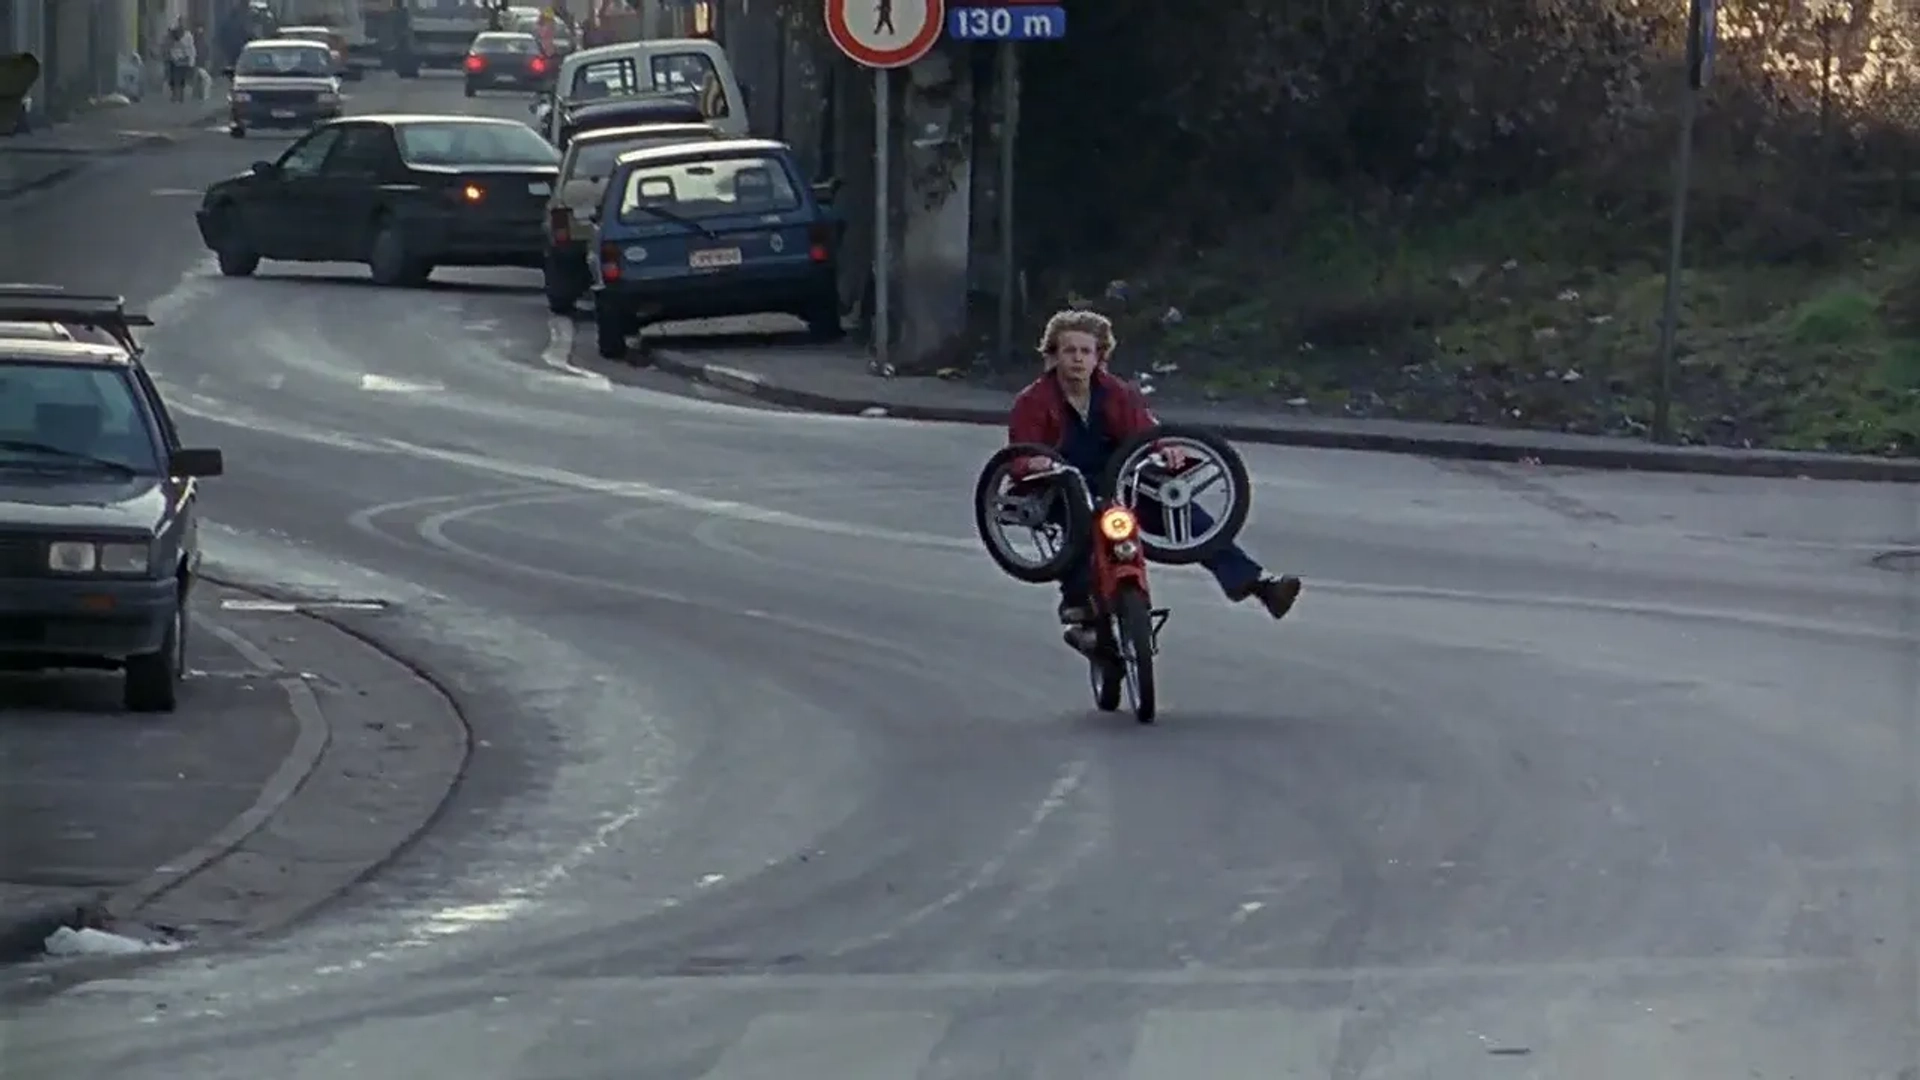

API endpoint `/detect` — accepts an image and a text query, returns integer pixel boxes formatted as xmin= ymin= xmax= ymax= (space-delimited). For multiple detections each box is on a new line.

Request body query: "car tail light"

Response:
xmin=530 ymin=56 xmax=547 ymax=73
xmin=807 ymin=223 xmax=832 ymax=262
xmin=464 ymin=55 xmax=484 ymax=71
xmin=549 ymin=207 xmax=570 ymax=243
xmin=599 ymin=242 xmax=621 ymax=281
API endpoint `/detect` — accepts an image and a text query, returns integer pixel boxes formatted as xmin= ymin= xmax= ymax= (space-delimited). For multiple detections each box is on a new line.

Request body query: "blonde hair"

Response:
xmin=1038 ymin=309 xmax=1115 ymax=368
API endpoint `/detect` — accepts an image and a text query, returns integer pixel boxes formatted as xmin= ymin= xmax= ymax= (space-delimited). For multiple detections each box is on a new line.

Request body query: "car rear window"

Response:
xmin=0 ymin=362 xmax=157 ymax=472
xmin=397 ymin=122 xmax=560 ymax=166
xmin=476 ymin=34 xmax=537 ymax=54
xmin=618 ymin=153 xmax=801 ymax=223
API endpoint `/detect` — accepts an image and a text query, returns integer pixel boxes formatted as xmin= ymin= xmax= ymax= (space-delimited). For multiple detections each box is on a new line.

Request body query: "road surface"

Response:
xmin=2 ymin=72 xmax=1917 ymax=1079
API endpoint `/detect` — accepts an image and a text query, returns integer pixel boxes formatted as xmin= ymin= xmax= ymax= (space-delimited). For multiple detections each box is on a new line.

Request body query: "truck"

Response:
xmin=276 ymin=0 xmax=380 ymax=72
xmin=403 ymin=0 xmax=494 ymax=69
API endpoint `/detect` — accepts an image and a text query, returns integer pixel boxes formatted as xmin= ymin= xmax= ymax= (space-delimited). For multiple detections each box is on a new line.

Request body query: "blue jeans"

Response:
xmin=1059 ymin=501 xmax=1263 ymax=608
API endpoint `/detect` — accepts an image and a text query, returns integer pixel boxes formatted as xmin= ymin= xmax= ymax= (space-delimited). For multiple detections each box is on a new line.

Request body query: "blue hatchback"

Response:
xmin=589 ymin=137 xmax=844 ymax=360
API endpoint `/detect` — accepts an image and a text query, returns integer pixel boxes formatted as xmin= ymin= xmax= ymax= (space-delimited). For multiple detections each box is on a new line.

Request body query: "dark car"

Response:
xmin=464 ymin=31 xmax=551 ymax=96
xmin=195 ymin=114 xmax=561 ymax=287
xmin=589 ymin=138 xmax=846 ymax=359
xmin=0 ymin=287 xmax=224 ymax=713
xmin=551 ymin=93 xmax=706 ymax=150
xmin=541 ymin=121 xmax=718 ymax=313
xmin=223 ymin=38 xmax=343 ymax=137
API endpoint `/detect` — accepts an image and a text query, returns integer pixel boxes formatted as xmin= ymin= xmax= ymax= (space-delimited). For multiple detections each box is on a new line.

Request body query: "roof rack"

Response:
xmin=0 ymin=285 xmax=153 ymax=354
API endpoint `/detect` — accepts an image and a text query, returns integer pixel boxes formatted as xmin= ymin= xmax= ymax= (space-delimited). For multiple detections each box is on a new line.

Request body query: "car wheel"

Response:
xmin=124 ymin=597 xmax=186 ymax=714
xmin=213 ymin=208 xmax=260 ymax=277
xmin=369 ymin=221 xmax=431 ymax=287
xmin=543 ymin=254 xmax=580 ymax=313
xmin=595 ymin=303 xmax=630 ymax=360
xmin=804 ymin=296 xmax=844 ymax=341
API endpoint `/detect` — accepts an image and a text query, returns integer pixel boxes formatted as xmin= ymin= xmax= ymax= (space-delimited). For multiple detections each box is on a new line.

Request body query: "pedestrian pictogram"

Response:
xmin=824 ymin=0 xmax=944 ymax=68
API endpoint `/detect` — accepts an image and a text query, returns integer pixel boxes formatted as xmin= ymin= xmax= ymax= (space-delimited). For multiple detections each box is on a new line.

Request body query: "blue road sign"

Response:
xmin=945 ymin=4 xmax=1065 ymax=41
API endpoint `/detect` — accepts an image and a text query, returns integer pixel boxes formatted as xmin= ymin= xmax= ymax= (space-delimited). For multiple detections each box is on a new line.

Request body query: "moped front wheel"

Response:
xmin=1090 ymin=648 xmax=1123 ymax=711
xmin=1114 ymin=583 xmax=1157 ymax=723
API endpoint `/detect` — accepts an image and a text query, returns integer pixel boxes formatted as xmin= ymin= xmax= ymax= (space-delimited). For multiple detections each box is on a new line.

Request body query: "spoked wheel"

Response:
xmin=1112 ymin=583 xmax=1157 ymax=723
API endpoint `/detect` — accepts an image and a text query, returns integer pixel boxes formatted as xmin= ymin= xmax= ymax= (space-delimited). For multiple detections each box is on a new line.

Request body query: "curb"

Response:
xmin=0 ymin=105 xmax=227 ymax=202
xmin=0 ymin=601 xmax=330 ymax=965
xmin=648 ymin=350 xmax=1920 ymax=484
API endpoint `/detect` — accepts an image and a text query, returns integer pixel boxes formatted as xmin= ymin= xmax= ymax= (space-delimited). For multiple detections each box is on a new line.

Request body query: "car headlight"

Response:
xmin=319 ymin=90 xmax=340 ymax=103
xmin=230 ymin=90 xmax=250 ymax=102
xmin=48 ymin=541 xmax=150 ymax=573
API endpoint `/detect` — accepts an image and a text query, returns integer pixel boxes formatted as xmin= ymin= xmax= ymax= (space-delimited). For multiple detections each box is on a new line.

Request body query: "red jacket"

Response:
xmin=1007 ymin=368 xmax=1158 ymax=450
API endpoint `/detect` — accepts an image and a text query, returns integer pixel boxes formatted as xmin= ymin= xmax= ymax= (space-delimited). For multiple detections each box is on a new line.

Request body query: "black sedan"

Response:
xmin=223 ymin=38 xmax=343 ymax=137
xmin=0 ymin=288 xmax=224 ymax=713
xmin=464 ymin=31 xmax=551 ymax=96
xmin=195 ymin=114 xmax=561 ymax=287
xmin=552 ymin=93 xmax=706 ymax=150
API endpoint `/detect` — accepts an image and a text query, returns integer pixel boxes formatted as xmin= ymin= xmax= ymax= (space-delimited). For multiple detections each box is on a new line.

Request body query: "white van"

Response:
xmin=543 ymin=39 xmax=749 ymax=140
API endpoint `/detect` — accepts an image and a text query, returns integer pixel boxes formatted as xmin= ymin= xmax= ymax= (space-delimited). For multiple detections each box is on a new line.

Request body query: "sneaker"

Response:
xmin=1232 ymin=574 xmax=1302 ymax=619
xmin=1057 ymin=598 xmax=1093 ymax=625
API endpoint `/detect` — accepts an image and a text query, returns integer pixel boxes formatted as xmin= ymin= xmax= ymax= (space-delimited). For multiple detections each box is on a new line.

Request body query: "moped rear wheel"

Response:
xmin=1114 ymin=583 xmax=1157 ymax=723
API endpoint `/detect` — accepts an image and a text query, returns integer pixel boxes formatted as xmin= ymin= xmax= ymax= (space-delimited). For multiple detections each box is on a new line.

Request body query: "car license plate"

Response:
xmin=689 ymin=248 xmax=742 ymax=269
xmin=528 ymin=181 xmax=551 ymax=195
xmin=271 ymin=108 xmax=295 ymax=118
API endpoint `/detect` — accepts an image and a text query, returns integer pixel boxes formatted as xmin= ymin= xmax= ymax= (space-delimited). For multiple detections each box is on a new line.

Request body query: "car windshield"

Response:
xmin=572 ymin=131 xmax=713 ymax=178
xmin=618 ymin=153 xmax=801 ymax=223
xmin=236 ymin=44 xmax=333 ymax=75
xmin=0 ymin=361 xmax=158 ymax=472
xmin=476 ymin=35 xmax=536 ymax=54
xmin=396 ymin=122 xmax=560 ymax=167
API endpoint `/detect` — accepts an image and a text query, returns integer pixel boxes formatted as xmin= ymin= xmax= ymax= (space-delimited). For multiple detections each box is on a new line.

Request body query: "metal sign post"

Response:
xmin=874 ymin=67 xmax=892 ymax=369
xmin=824 ymin=0 xmax=945 ymax=370
xmin=1652 ymin=0 xmax=1715 ymax=444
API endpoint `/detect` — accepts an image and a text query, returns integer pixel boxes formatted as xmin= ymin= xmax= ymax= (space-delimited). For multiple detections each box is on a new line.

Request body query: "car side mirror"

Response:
xmin=170 ymin=447 xmax=224 ymax=477
xmin=811 ymin=177 xmax=841 ymax=202
xmin=250 ymin=160 xmax=274 ymax=176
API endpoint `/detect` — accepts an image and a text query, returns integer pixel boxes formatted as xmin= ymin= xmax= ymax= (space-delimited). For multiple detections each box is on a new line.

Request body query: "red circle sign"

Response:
xmin=825 ymin=0 xmax=945 ymax=69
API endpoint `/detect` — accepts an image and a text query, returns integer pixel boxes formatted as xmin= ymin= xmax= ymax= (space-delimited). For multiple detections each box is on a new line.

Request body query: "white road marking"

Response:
xmin=539 ymin=314 xmax=610 ymax=388
xmin=149 ymin=187 xmax=202 ymax=196
xmin=1125 ymin=1007 xmax=1347 ymax=1080
xmin=220 ymin=598 xmax=299 ymax=612
xmin=359 ymin=373 xmax=443 ymax=392
xmin=698 ymin=1011 xmax=951 ymax=1080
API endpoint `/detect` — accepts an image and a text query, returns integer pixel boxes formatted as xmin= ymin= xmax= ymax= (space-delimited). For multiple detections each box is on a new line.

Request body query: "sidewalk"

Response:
xmin=627 ymin=324 xmax=1920 ymax=483
xmin=0 ymin=94 xmax=226 ymax=200
xmin=0 ymin=582 xmax=467 ymax=966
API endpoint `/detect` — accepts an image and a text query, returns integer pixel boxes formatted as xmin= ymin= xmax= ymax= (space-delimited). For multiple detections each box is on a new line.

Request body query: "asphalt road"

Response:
xmin=3 ymin=73 xmax=1918 ymax=1079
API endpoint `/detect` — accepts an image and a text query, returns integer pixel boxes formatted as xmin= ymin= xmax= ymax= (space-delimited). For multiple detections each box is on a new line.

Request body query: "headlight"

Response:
xmin=47 ymin=541 xmax=95 ymax=572
xmin=319 ymin=90 xmax=340 ymax=103
xmin=47 ymin=541 xmax=150 ymax=573
xmin=230 ymin=90 xmax=250 ymax=102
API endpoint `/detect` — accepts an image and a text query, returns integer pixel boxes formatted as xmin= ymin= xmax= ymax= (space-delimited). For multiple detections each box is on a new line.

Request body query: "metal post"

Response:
xmin=873 ymin=65 xmax=891 ymax=369
xmin=995 ymin=42 xmax=1017 ymax=364
xmin=1651 ymin=83 xmax=1699 ymax=445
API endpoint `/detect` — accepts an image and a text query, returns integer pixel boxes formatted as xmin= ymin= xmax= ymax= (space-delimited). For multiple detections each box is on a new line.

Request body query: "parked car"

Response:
xmin=196 ymin=115 xmax=559 ymax=286
xmin=589 ymin=138 xmax=845 ymax=359
xmin=542 ymin=121 xmax=719 ymax=312
xmin=223 ymin=38 xmax=343 ymax=138
xmin=464 ymin=31 xmax=552 ymax=96
xmin=0 ymin=286 xmax=224 ymax=712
